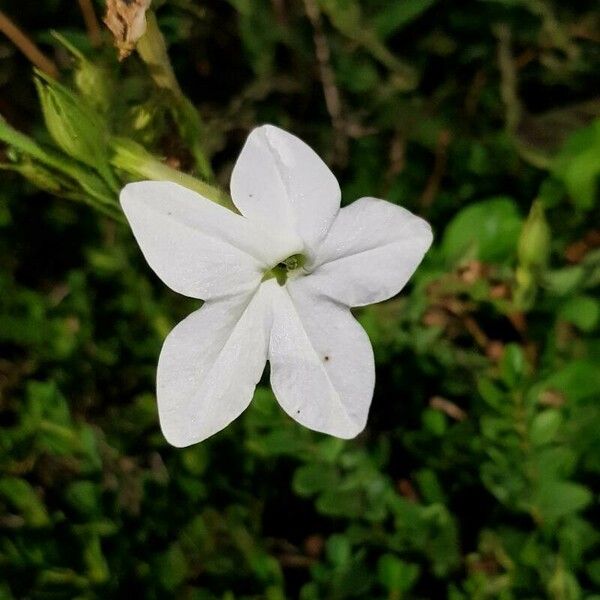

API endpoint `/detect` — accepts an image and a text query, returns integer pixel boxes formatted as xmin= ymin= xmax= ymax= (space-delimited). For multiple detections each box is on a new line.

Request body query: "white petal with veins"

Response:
xmin=121 ymin=181 xmax=300 ymax=299
xmin=268 ymin=279 xmax=374 ymax=438
xmin=307 ymin=197 xmax=433 ymax=307
xmin=231 ymin=125 xmax=340 ymax=256
xmin=157 ymin=283 xmax=274 ymax=447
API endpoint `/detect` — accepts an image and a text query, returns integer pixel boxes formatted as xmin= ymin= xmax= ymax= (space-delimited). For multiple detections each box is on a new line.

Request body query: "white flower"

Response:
xmin=120 ymin=125 xmax=433 ymax=447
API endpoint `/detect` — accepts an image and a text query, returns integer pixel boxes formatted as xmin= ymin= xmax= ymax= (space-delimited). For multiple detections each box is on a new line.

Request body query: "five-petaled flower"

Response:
xmin=120 ymin=125 xmax=433 ymax=447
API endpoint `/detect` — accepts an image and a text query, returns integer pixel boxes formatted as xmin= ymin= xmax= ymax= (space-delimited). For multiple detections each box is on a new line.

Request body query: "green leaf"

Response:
xmin=83 ymin=534 xmax=109 ymax=584
xmin=534 ymin=480 xmax=592 ymax=522
xmin=319 ymin=0 xmax=362 ymax=37
xmin=377 ymin=554 xmax=420 ymax=593
xmin=530 ymin=409 xmax=562 ymax=446
xmin=317 ymin=488 xmax=364 ymax=518
xmin=373 ymin=0 xmax=437 ymax=39
xmin=326 ymin=535 xmax=351 ymax=566
xmin=229 ymin=0 xmax=281 ymax=76
xmin=543 ymin=266 xmax=585 ymax=296
xmin=518 ymin=200 xmax=551 ymax=271
xmin=0 ymin=478 xmax=49 ymax=527
xmin=157 ymin=543 xmax=188 ymax=590
xmin=539 ymin=361 xmax=600 ymax=403
xmin=587 ymin=558 xmax=600 ymax=586
xmin=64 ymin=481 xmax=101 ymax=517
xmin=415 ymin=469 xmax=446 ymax=504
xmin=559 ymin=295 xmax=600 ymax=332
xmin=421 ymin=408 xmax=447 ymax=435
xmin=293 ymin=464 xmax=339 ymax=497
xmin=554 ymin=119 xmax=600 ymax=210
xmin=500 ymin=343 xmax=526 ymax=387
xmin=441 ymin=197 xmax=523 ymax=264
xmin=477 ymin=377 xmax=506 ymax=409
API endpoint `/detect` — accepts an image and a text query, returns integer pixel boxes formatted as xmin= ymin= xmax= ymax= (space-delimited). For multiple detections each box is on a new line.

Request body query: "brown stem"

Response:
xmin=302 ymin=0 xmax=348 ymax=166
xmin=0 ymin=10 xmax=59 ymax=78
xmin=495 ymin=23 xmax=521 ymax=134
xmin=77 ymin=0 xmax=103 ymax=47
xmin=419 ymin=129 xmax=451 ymax=208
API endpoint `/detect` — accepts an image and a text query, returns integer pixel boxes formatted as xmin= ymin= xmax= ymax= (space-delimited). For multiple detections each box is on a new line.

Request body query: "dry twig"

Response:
xmin=430 ymin=396 xmax=468 ymax=421
xmin=495 ymin=24 xmax=521 ymax=135
xmin=0 ymin=10 xmax=59 ymax=78
xmin=77 ymin=0 xmax=103 ymax=47
xmin=302 ymin=0 xmax=348 ymax=166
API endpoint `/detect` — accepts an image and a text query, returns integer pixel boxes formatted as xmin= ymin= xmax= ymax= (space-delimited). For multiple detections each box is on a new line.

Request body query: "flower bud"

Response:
xmin=34 ymin=72 xmax=114 ymax=186
xmin=514 ymin=265 xmax=536 ymax=310
xmin=74 ymin=60 xmax=114 ymax=114
xmin=126 ymin=101 xmax=165 ymax=146
xmin=518 ymin=200 xmax=551 ymax=272
xmin=1 ymin=159 xmax=64 ymax=194
xmin=51 ymin=32 xmax=114 ymax=114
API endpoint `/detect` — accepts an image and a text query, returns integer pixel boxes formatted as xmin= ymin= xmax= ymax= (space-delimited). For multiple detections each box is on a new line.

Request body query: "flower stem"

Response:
xmin=136 ymin=11 xmax=213 ymax=180
xmin=111 ymin=137 xmax=236 ymax=212
xmin=136 ymin=11 xmax=182 ymax=95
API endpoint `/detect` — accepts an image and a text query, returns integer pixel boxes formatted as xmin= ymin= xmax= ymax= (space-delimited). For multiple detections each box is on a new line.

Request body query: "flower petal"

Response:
xmin=230 ymin=125 xmax=341 ymax=254
xmin=268 ymin=280 xmax=375 ymax=439
xmin=307 ymin=197 xmax=433 ymax=307
xmin=121 ymin=181 xmax=300 ymax=299
xmin=156 ymin=286 xmax=271 ymax=447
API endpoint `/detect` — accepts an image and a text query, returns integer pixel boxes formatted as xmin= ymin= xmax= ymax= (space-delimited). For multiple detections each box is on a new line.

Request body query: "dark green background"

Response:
xmin=0 ymin=1 xmax=599 ymax=598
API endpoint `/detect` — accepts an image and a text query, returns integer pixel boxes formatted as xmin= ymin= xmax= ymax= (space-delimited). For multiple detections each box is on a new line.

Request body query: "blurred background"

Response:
xmin=0 ymin=0 xmax=599 ymax=598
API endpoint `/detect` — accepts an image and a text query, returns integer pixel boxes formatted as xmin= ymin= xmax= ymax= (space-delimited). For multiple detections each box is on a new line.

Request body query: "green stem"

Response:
xmin=111 ymin=137 xmax=236 ymax=212
xmin=0 ymin=116 xmax=118 ymax=209
xmin=136 ymin=11 xmax=213 ymax=179
xmin=136 ymin=11 xmax=182 ymax=95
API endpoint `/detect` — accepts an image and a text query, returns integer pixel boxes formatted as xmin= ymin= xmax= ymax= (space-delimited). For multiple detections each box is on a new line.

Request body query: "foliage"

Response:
xmin=0 ymin=0 xmax=599 ymax=598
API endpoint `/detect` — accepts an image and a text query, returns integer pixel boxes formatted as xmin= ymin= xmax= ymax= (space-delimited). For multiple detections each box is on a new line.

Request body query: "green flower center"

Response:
xmin=263 ymin=253 xmax=307 ymax=286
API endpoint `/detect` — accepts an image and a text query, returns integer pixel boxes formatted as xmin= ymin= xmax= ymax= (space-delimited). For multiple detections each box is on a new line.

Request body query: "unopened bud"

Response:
xmin=74 ymin=61 xmax=114 ymax=114
xmin=1 ymin=159 xmax=64 ymax=194
xmin=51 ymin=32 xmax=114 ymax=114
xmin=126 ymin=101 xmax=165 ymax=145
xmin=518 ymin=200 xmax=551 ymax=272
xmin=514 ymin=265 xmax=536 ymax=310
xmin=34 ymin=72 xmax=114 ymax=186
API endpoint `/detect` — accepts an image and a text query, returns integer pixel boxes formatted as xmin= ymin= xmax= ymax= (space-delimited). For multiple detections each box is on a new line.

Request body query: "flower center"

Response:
xmin=263 ymin=253 xmax=307 ymax=286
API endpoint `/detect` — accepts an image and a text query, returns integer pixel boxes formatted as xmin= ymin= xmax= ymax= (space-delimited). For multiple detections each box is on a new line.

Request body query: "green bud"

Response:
xmin=74 ymin=61 xmax=114 ymax=114
xmin=51 ymin=32 xmax=114 ymax=113
xmin=0 ymin=159 xmax=65 ymax=194
xmin=131 ymin=105 xmax=153 ymax=131
xmin=34 ymin=71 xmax=116 ymax=188
xmin=518 ymin=200 xmax=551 ymax=272
xmin=83 ymin=534 xmax=109 ymax=584
xmin=0 ymin=114 xmax=119 ymax=218
xmin=126 ymin=101 xmax=166 ymax=146
xmin=514 ymin=265 xmax=536 ymax=310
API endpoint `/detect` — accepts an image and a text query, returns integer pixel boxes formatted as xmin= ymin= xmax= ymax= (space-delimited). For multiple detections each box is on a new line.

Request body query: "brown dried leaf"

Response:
xmin=103 ymin=0 xmax=152 ymax=61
